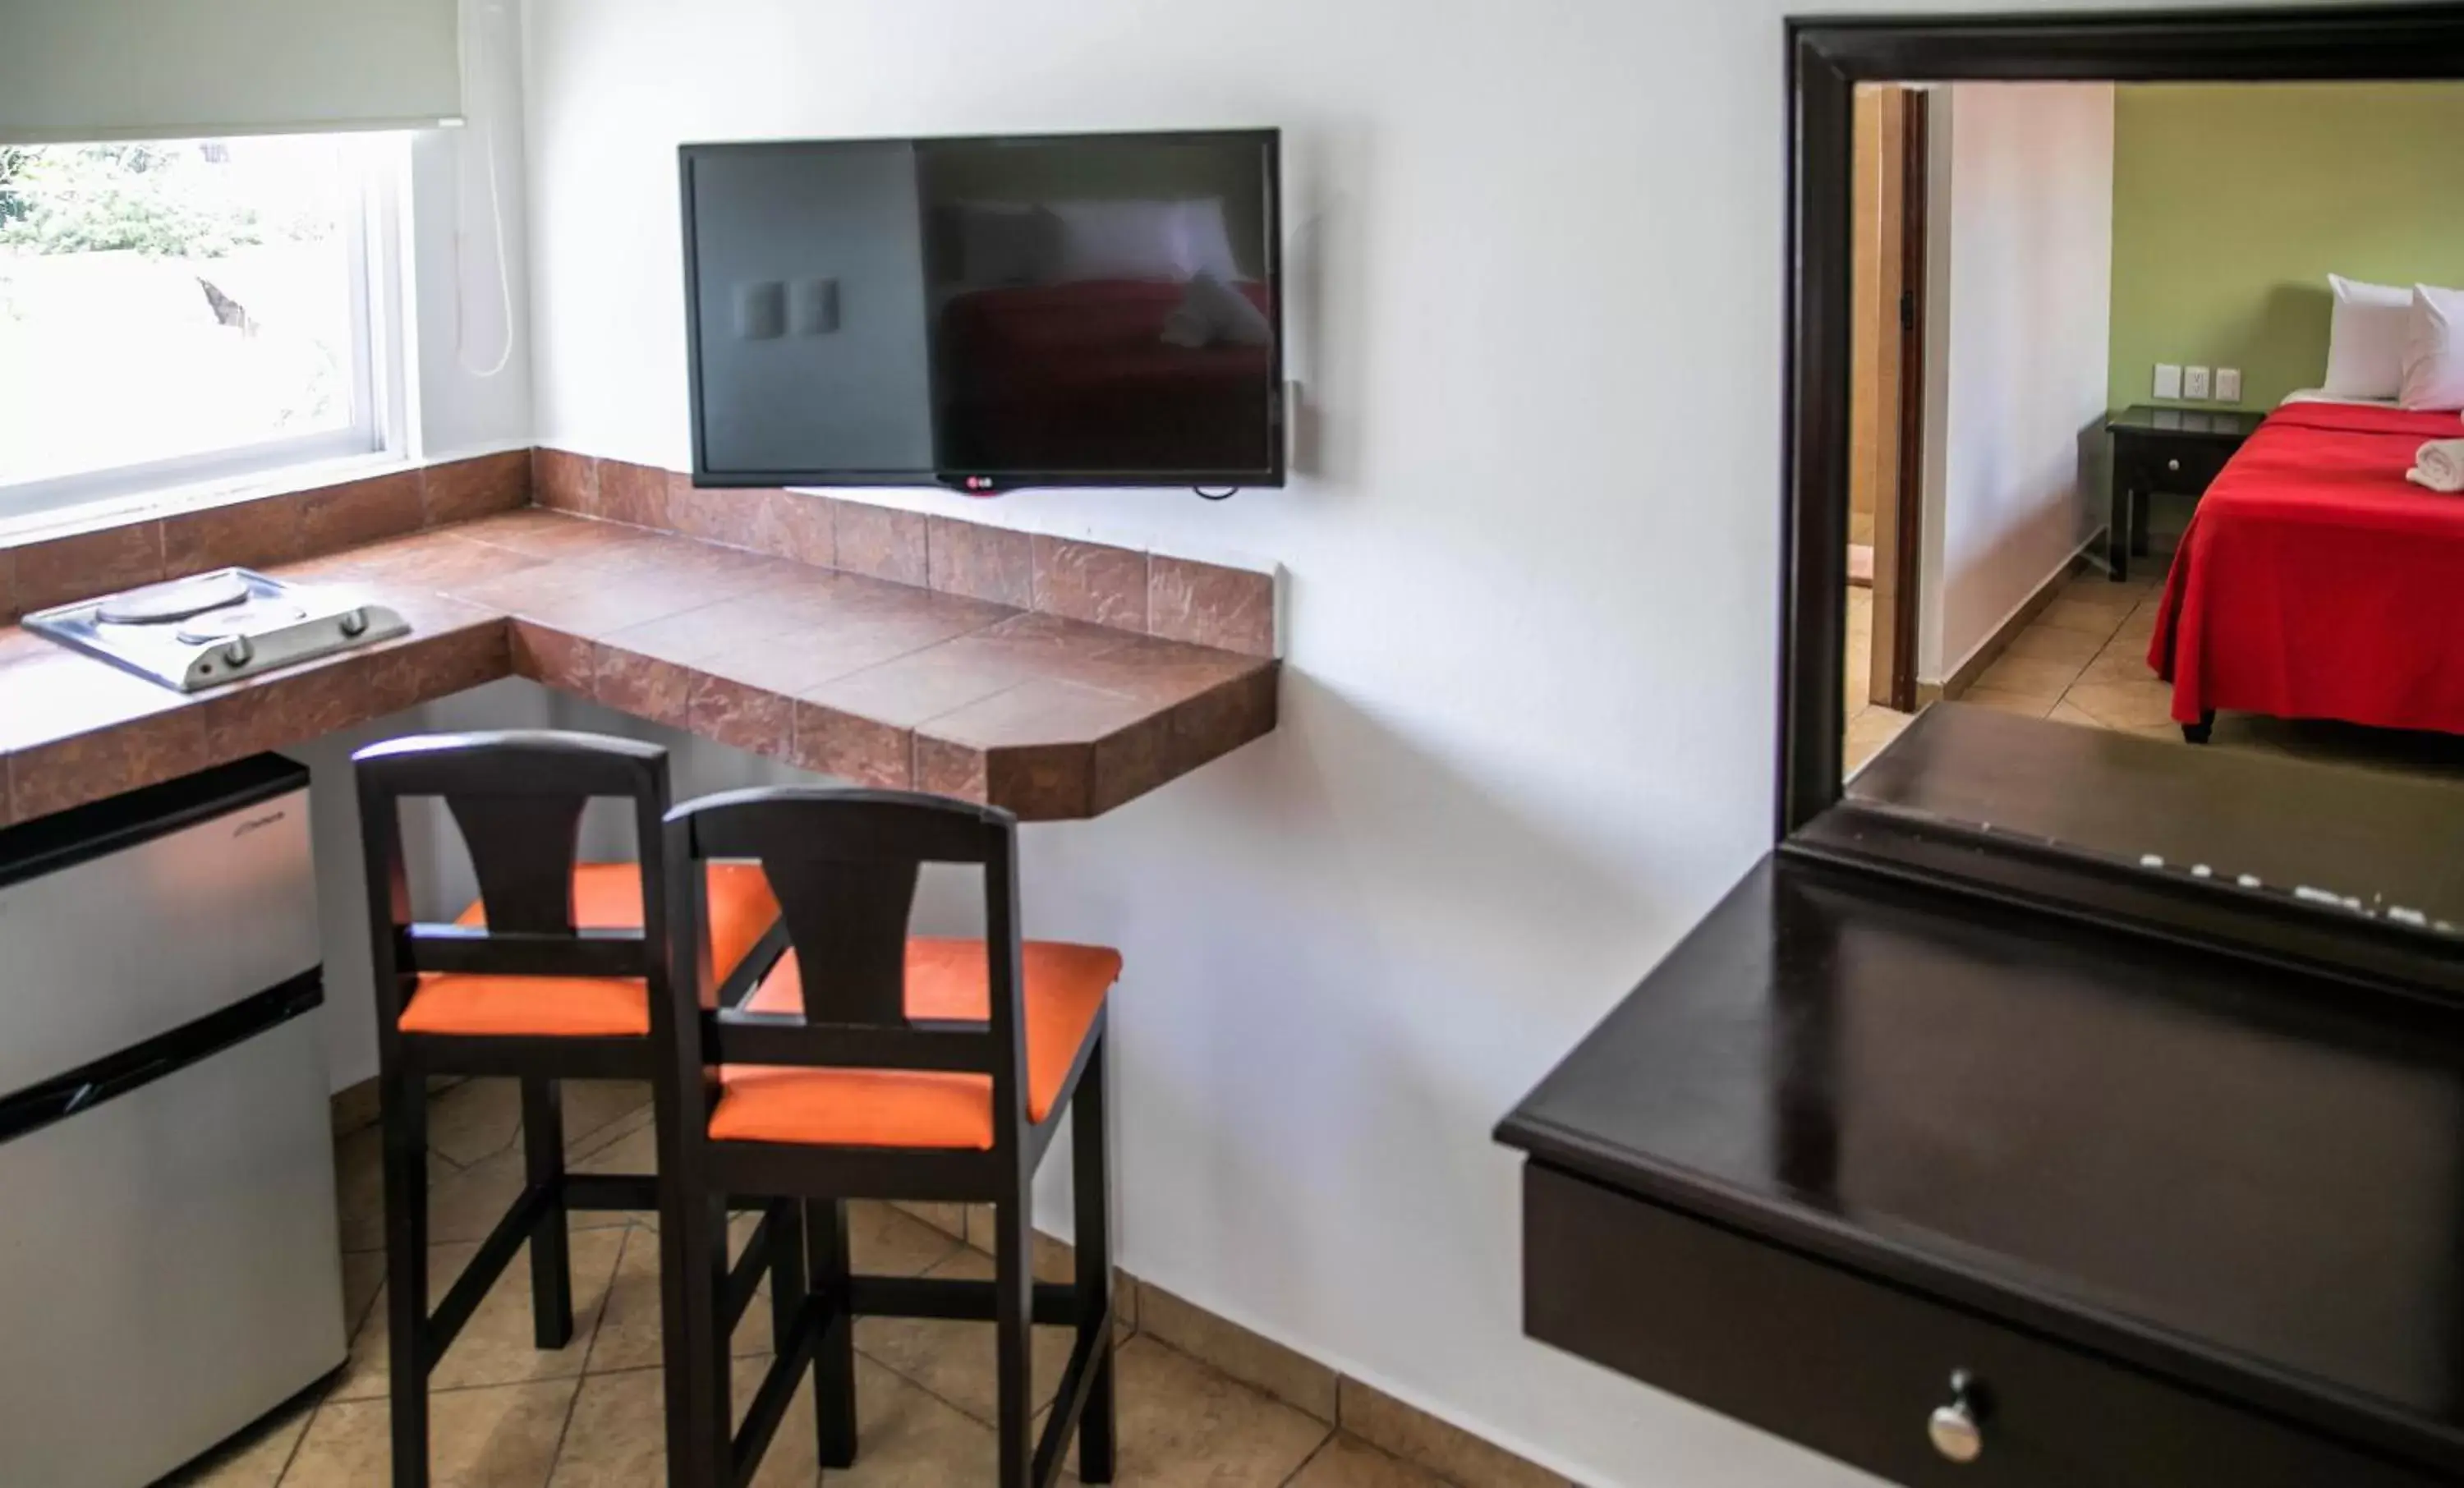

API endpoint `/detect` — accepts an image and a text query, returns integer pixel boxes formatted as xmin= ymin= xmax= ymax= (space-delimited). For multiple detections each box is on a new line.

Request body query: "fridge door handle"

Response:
xmin=0 ymin=970 xmax=323 ymax=1146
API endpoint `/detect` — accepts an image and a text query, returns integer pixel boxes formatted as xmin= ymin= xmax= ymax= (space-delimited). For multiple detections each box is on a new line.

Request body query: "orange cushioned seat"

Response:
xmin=708 ymin=939 xmax=1121 ymax=1151
xmin=398 ymin=862 xmax=779 ymax=1038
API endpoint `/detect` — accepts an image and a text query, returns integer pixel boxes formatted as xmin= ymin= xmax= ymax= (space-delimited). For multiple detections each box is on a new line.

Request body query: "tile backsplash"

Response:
xmin=0 ymin=448 xmax=1279 ymax=664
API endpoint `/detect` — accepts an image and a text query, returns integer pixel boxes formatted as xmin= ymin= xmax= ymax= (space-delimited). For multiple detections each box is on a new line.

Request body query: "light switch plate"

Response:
xmin=2216 ymin=368 xmax=2243 ymax=402
xmin=2184 ymin=366 xmax=2213 ymax=400
xmin=2155 ymin=364 xmax=2184 ymax=400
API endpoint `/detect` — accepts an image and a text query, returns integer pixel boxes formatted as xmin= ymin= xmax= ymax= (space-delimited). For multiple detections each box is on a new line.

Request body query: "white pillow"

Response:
xmin=2400 ymin=284 xmax=2464 ymax=412
xmin=1050 ymin=198 xmax=1239 ymax=282
xmin=2323 ymin=274 xmax=2416 ymax=401
xmin=1159 ymin=272 xmax=1273 ymax=349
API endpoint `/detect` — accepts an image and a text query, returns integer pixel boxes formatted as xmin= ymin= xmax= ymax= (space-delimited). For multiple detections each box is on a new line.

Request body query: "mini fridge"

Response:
xmin=0 ymin=754 xmax=347 ymax=1486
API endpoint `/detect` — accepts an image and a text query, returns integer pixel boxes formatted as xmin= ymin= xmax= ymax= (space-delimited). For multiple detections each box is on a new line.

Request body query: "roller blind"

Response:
xmin=0 ymin=0 xmax=462 ymax=144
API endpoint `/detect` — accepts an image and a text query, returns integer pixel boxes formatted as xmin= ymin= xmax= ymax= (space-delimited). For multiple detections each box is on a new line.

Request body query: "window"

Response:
xmin=0 ymin=134 xmax=400 ymax=522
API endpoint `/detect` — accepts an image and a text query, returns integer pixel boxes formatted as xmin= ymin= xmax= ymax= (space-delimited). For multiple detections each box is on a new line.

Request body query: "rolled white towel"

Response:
xmin=2415 ymin=439 xmax=2464 ymax=494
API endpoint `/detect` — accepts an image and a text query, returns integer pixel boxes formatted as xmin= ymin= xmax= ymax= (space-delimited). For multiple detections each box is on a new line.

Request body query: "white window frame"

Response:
xmin=0 ymin=135 xmax=409 ymax=527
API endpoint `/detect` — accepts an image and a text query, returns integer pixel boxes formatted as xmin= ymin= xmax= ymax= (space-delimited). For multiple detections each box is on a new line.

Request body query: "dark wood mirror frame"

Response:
xmin=1776 ymin=5 xmax=2464 ymax=1003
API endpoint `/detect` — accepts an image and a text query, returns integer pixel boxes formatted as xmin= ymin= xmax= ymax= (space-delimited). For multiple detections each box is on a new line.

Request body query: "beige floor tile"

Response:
xmin=854 ymin=1246 xmax=1077 ymax=1426
xmin=1136 ymin=1281 xmax=1336 ymax=1422
xmin=549 ymin=1357 xmax=998 ymax=1488
xmin=335 ymin=1123 xmax=456 ymax=1254
xmin=2045 ymin=699 xmax=2112 ymax=733
xmin=570 ymin=1115 xmax=658 ymax=1179
xmin=333 ymin=1224 xmax=627 ymax=1401
xmin=1998 ymin=624 xmax=2103 ymax=667
xmin=284 ymin=1378 xmax=577 ymax=1488
xmin=342 ymin=1250 xmax=387 ymax=1339
xmin=2077 ymin=639 xmax=2158 ymax=686
xmin=1338 ymin=1379 xmax=1571 ymax=1488
xmin=160 ymin=1389 xmax=316 ymax=1487
xmin=850 ymin=1199 xmax=971 ymax=1278
xmin=425 ymin=1080 xmax=656 ymax=1171
xmin=562 ymin=1082 xmax=655 ymax=1153
xmin=2061 ymin=678 xmax=2180 ymax=732
xmin=425 ymin=1080 xmax=523 ymax=1169
xmin=2112 ymin=600 xmax=2163 ymax=644
xmin=890 ymin=1201 xmax=970 ymax=1243
xmin=589 ymin=1215 xmax=779 ymax=1375
xmin=2033 ymin=597 xmax=2132 ymax=637
xmin=539 ymin=1369 xmax=668 ymax=1488
xmin=1958 ymin=689 xmax=2054 ymax=721
xmin=420 ymin=1148 xmax=635 ymax=1247
xmin=1077 ymin=1336 xmax=1331 ymax=1486
xmin=1286 ymin=1435 xmax=1452 ymax=1488
xmin=1972 ymin=652 xmax=2087 ymax=700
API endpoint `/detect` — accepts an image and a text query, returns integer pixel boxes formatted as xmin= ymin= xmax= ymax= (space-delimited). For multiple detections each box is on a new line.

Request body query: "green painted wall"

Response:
xmin=2108 ymin=83 xmax=2464 ymax=413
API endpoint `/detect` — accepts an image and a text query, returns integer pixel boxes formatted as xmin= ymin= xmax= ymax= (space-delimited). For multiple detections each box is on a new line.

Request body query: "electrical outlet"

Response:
xmin=2155 ymin=364 xmax=2184 ymax=400
xmin=2216 ymin=368 xmax=2243 ymax=403
xmin=2184 ymin=366 xmax=2213 ymax=400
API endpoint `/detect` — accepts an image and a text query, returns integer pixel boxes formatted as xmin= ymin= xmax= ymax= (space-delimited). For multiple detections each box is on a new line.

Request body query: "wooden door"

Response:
xmin=1850 ymin=85 xmax=1928 ymax=714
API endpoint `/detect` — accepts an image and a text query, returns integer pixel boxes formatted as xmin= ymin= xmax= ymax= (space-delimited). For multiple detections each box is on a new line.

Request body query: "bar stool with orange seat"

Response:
xmin=652 ymin=786 xmax=1122 ymax=1488
xmin=352 ymin=731 xmax=793 ymax=1488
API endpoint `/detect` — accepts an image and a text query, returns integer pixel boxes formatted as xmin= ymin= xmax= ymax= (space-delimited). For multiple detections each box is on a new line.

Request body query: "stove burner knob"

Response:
xmin=338 ymin=607 xmax=369 ymax=638
xmin=221 ymin=636 xmax=254 ymax=668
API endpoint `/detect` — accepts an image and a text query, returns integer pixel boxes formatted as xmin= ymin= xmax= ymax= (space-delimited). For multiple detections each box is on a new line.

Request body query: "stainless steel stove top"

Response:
xmin=23 ymin=568 xmax=411 ymax=693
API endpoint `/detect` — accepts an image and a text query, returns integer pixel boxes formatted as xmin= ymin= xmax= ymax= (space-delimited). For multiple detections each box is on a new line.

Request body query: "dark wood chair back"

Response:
xmin=354 ymin=730 xmax=676 ymax=1007
xmin=660 ymin=787 xmax=1029 ymax=1127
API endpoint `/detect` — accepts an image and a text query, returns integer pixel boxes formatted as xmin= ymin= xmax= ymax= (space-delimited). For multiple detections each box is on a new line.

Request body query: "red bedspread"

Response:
xmin=2148 ymin=402 xmax=2464 ymax=730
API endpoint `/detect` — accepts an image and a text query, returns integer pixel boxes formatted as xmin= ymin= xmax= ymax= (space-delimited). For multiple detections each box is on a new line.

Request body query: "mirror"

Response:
xmin=1806 ymin=66 xmax=2464 ymax=944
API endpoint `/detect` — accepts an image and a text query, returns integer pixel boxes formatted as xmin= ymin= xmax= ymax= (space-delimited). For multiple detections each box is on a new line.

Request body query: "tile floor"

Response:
xmin=1850 ymin=523 xmax=2464 ymax=784
xmin=1841 ymin=586 xmax=1915 ymax=775
xmin=165 ymin=1080 xmax=1453 ymax=1488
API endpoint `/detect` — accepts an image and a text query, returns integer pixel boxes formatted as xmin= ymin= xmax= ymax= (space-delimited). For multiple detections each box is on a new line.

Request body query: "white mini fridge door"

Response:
xmin=0 ymin=1009 xmax=347 ymax=1487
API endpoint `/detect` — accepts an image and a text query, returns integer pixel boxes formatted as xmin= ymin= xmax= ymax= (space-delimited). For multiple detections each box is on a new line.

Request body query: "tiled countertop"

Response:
xmin=0 ymin=509 xmax=1277 ymax=826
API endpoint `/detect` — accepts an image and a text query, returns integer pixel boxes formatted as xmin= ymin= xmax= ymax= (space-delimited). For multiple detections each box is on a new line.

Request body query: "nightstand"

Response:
xmin=2105 ymin=405 xmax=2267 ymax=582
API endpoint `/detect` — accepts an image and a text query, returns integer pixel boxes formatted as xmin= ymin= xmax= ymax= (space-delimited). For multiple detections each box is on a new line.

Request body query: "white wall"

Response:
xmin=498 ymin=7 xmax=2257 ymax=1486
xmin=407 ymin=0 xmax=533 ymax=458
xmin=1919 ymin=84 xmax=2117 ymax=681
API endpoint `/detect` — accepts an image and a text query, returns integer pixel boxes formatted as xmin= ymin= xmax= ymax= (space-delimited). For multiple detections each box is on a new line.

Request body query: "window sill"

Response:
xmin=0 ymin=447 xmax=534 ymax=621
xmin=0 ymin=450 xmax=421 ymax=549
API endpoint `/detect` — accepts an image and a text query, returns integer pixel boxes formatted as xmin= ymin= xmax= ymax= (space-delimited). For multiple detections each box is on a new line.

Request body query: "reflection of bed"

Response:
xmin=2147 ymin=400 xmax=2464 ymax=735
xmin=934 ymin=281 xmax=1273 ymax=475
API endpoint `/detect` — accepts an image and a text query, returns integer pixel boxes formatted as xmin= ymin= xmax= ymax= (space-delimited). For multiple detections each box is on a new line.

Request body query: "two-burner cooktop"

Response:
xmin=23 ymin=568 xmax=410 ymax=692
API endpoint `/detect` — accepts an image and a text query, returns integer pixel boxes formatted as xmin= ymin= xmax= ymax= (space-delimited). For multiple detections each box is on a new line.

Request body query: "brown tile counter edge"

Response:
xmin=2 ymin=514 xmax=1277 ymax=826
xmin=536 ymin=448 xmax=1277 ymax=659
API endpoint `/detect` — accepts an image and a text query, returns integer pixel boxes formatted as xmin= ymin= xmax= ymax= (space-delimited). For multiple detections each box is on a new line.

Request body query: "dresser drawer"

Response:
xmin=1523 ymin=1164 xmax=2436 ymax=1487
xmin=2121 ymin=440 xmax=2231 ymax=497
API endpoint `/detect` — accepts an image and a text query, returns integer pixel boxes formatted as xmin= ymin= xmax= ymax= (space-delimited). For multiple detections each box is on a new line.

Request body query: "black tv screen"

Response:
xmin=680 ymin=129 xmax=1284 ymax=492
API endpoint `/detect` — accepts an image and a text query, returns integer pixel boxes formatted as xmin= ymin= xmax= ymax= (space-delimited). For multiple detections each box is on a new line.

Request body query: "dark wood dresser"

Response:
xmin=1497 ymin=857 xmax=2464 ymax=1486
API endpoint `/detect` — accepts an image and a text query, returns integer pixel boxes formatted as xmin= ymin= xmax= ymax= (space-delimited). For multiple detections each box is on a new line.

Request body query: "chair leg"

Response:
xmin=994 ymin=1196 xmax=1035 ymax=1488
xmin=659 ymin=1187 xmax=735 ymax=1488
xmin=521 ymin=1077 xmax=573 ymax=1350
xmin=1073 ymin=1038 xmax=1118 ymax=1484
xmin=765 ymin=1196 xmax=807 ymax=1357
xmin=381 ymin=1068 xmax=431 ymax=1488
xmin=807 ymin=1199 xmax=858 ymax=1468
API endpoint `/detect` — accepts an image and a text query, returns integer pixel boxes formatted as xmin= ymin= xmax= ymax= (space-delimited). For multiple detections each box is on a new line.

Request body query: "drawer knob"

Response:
xmin=2167 ymin=457 xmax=2182 ymax=473
xmin=1928 ymin=1371 xmax=1987 ymax=1464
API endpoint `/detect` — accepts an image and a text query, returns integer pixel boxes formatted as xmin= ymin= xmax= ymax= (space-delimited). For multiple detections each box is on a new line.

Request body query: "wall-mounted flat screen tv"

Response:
xmin=680 ymin=129 xmax=1284 ymax=493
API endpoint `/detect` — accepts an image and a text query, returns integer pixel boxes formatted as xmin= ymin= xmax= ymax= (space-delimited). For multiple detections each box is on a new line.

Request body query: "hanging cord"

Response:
xmin=456 ymin=0 xmax=514 ymax=378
